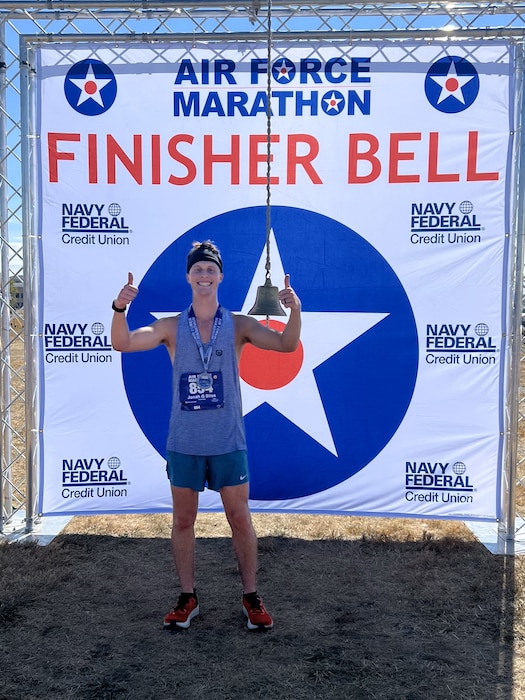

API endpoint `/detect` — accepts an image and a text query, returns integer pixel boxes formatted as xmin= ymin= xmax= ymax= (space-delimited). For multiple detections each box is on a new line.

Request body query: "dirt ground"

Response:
xmin=0 ymin=513 xmax=523 ymax=700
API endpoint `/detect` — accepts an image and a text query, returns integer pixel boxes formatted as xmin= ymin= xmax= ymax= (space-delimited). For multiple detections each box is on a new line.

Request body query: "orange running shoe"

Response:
xmin=242 ymin=592 xmax=273 ymax=630
xmin=163 ymin=591 xmax=199 ymax=629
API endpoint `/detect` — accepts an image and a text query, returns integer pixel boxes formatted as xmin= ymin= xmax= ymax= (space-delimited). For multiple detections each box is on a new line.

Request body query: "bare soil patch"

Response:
xmin=0 ymin=514 xmax=522 ymax=700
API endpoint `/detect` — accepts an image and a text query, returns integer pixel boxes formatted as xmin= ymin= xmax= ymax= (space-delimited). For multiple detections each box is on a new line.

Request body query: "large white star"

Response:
xmin=239 ymin=231 xmax=388 ymax=455
xmin=430 ymin=60 xmax=474 ymax=105
xmin=69 ymin=63 xmax=111 ymax=107
xmin=150 ymin=229 xmax=389 ymax=456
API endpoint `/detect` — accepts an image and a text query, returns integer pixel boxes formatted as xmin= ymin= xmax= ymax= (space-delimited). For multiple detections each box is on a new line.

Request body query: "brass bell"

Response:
xmin=248 ymin=277 xmax=286 ymax=316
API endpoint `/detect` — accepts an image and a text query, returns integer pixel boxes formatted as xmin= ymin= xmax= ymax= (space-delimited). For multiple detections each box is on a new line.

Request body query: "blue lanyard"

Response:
xmin=187 ymin=305 xmax=223 ymax=372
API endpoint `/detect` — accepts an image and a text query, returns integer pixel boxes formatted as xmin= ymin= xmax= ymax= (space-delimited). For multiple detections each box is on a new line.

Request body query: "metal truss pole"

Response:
xmin=20 ymin=41 xmax=38 ymax=533
xmin=0 ymin=19 xmax=11 ymax=534
xmin=503 ymin=41 xmax=525 ymax=551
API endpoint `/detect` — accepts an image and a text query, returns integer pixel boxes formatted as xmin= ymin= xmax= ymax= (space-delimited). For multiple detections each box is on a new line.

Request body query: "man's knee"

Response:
xmin=172 ymin=512 xmax=196 ymax=532
xmin=221 ymin=485 xmax=254 ymax=532
xmin=171 ymin=487 xmax=198 ymax=532
xmin=226 ymin=506 xmax=254 ymax=535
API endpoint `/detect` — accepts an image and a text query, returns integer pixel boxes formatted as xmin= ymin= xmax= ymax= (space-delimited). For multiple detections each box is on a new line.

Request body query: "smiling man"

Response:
xmin=111 ymin=240 xmax=301 ymax=630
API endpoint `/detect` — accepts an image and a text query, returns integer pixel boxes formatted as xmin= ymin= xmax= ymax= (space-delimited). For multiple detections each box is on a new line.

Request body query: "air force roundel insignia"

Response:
xmin=424 ymin=55 xmax=479 ymax=114
xmin=123 ymin=206 xmax=419 ymax=500
xmin=64 ymin=59 xmax=117 ymax=116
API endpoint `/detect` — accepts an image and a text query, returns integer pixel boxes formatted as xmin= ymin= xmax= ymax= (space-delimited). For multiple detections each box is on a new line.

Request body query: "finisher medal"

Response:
xmin=197 ymin=372 xmax=213 ymax=389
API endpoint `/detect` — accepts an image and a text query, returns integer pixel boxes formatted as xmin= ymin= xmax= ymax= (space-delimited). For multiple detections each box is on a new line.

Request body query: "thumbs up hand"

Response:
xmin=278 ymin=274 xmax=301 ymax=311
xmin=113 ymin=272 xmax=138 ymax=311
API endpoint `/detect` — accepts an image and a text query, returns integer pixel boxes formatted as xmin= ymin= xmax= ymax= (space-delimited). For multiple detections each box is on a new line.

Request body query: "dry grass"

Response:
xmin=1 ymin=324 xmax=525 ymax=699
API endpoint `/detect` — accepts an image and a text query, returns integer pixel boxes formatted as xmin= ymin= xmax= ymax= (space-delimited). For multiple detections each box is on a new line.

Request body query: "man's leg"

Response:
xmin=163 ymin=486 xmax=200 ymax=629
xmin=170 ymin=486 xmax=199 ymax=592
xmin=220 ymin=483 xmax=257 ymax=592
xmin=221 ymin=483 xmax=274 ymax=629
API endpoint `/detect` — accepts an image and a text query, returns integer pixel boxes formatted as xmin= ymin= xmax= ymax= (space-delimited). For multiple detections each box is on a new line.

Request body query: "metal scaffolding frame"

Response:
xmin=1 ymin=1 xmax=525 ymax=549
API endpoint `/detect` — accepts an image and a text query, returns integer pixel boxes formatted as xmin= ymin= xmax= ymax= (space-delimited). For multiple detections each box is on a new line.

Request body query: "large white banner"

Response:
xmin=36 ymin=40 xmax=514 ymax=519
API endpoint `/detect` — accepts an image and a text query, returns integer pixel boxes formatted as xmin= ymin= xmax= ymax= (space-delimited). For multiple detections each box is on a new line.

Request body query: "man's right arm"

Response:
xmin=111 ymin=272 xmax=175 ymax=354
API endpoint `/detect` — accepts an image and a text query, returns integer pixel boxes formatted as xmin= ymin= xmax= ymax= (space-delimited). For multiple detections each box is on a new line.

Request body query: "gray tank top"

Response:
xmin=166 ymin=306 xmax=247 ymax=456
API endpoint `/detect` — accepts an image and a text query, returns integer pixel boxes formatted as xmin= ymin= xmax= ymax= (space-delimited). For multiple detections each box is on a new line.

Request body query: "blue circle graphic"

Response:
xmin=123 ymin=206 xmax=419 ymax=500
xmin=424 ymin=56 xmax=479 ymax=114
xmin=64 ymin=59 xmax=117 ymax=116
xmin=322 ymin=91 xmax=346 ymax=115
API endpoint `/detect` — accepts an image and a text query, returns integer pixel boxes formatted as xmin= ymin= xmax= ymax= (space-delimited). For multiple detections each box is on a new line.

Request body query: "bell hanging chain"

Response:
xmin=264 ymin=0 xmax=272 ymax=282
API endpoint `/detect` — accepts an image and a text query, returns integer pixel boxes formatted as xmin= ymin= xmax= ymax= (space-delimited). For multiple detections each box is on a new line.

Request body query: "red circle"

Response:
xmin=239 ymin=320 xmax=304 ymax=390
xmin=85 ymin=80 xmax=98 ymax=95
xmin=445 ymin=77 xmax=459 ymax=92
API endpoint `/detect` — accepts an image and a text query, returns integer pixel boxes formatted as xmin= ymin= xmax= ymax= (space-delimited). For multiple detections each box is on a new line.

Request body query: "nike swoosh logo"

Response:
xmin=240 ymin=474 xmax=247 ymax=481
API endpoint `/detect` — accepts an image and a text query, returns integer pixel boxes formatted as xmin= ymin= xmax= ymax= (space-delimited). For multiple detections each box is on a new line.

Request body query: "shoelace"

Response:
xmin=244 ymin=595 xmax=263 ymax=611
xmin=174 ymin=593 xmax=196 ymax=611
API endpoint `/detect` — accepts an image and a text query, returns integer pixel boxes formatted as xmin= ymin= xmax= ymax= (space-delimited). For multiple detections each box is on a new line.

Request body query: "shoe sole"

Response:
xmin=243 ymin=607 xmax=273 ymax=630
xmin=163 ymin=605 xmax=200 ymax=630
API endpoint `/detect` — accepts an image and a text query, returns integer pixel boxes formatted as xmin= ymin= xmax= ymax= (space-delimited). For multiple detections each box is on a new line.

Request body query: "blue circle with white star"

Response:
xmin=322 ymin=91 xmax=345 ymax=115
xmin=272 ymin=57 xmax=296 ymax=84
xmin=122 ymin=206 xmax=419 ymax=500
xmin=424 ymin=56 xmax=479 ymax=114
xmin=64 ymin=59 xmax=117 ymax=116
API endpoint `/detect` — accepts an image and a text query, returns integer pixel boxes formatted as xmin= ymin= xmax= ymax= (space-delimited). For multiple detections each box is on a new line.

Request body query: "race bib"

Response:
xmin=179 ymin=371 xmax=224 ymax=411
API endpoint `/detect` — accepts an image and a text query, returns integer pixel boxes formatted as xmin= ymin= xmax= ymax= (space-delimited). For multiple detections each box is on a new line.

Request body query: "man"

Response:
xmin=111 ymin=240 xmax=301 ymax=630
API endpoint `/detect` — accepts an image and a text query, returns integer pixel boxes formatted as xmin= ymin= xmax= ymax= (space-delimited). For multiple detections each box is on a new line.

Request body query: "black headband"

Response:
xmin=186 ymin=246 xmax=223 ymax=273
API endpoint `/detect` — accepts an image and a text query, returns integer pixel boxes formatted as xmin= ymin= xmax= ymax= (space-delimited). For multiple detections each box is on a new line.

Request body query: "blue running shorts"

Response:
xmin=166 ymin=449 xmax=249 ymax=492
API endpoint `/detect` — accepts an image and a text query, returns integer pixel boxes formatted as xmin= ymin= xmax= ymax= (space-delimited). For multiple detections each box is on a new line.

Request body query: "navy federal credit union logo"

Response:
xmin=123 ymin=206 xmax=419 ymax=500
xmin=64 ymin=59 xmax=117 ymax=116
xmin=424 ymin=56 xmax=479 ymax=114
